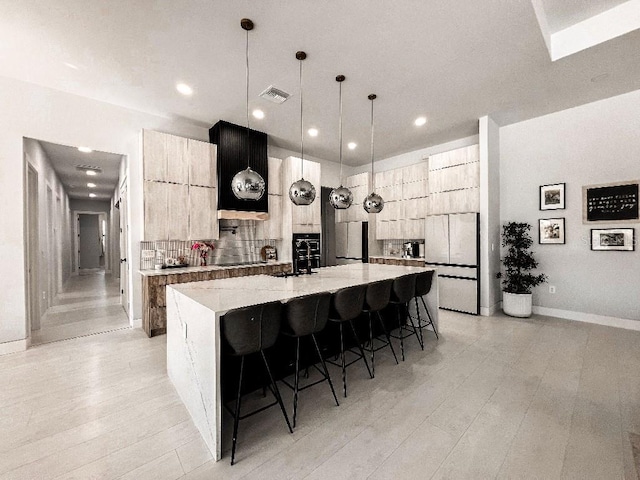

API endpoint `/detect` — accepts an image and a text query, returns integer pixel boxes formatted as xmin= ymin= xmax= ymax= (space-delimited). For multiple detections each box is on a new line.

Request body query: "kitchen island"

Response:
xmin=166 ymin=263 xmax=438 ymax=461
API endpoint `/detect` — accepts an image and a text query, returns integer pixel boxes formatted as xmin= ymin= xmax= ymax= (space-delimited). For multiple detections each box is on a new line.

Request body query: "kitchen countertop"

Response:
xmin=138 ymin=260 xmax=291 ymax=277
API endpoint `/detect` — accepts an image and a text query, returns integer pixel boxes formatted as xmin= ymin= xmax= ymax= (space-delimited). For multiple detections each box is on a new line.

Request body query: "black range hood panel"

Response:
xmin=209 ymin=120 xmax=268 ymax=213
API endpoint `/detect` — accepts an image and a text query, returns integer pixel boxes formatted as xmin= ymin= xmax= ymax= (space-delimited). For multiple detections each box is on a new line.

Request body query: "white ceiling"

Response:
xmin=2 ymin=1 xmax=640 ymax=166
xmin=38 ymin=140 xmax=122 ymax=201
xmin=541 ymin=0 xmax=629 ymax=32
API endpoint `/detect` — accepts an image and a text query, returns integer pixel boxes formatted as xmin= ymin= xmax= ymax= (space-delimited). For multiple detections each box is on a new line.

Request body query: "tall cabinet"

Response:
xmin=143 ymin=130 xmax=219 ymax=241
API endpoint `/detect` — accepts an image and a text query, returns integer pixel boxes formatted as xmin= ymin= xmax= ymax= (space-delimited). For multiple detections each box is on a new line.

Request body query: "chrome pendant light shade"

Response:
xmin=232 ymin=18 xmax=266 ymax=201
xmin=364 ymin=93 xmax=384 ymax=214
xmin=289 ymin=178 xmax=316 ymax=205
xmin=289 ymin=51 xmax=316 ymax=206
xmin=329 ymin=185 xmax=354 ymax=209
xmin=232 ymin=167 xmax=266 ymax=200
xmin=329 ymin=74 xmax=353 ymax=210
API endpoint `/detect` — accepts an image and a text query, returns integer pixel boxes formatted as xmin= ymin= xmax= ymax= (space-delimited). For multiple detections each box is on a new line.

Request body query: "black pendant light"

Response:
xmin=231 ymin=18 xmax=266 ymax=201
xmin=363 ymin=94 xmax=384 ymax=214
xmin=288 ymin=51 xmax=316 ymax=206
xmin=329 ymin=75 xmax=353 ymax=210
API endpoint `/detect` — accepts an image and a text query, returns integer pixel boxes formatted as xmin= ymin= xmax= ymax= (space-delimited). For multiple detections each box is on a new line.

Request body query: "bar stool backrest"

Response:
xmin=390 ymin=274 xmax=417 ymax=304
xmin=221 ymin=301 xmax=283 ymax=356
xmin=285 ymin=292 xmax=331 ymax=337
xmin=331 ymin=284 xmax=366 ymax=321
xmin=415 ymin=270 xmax=435 ymax=297
xmin=364 ymin=279 xmax=393 ymax=312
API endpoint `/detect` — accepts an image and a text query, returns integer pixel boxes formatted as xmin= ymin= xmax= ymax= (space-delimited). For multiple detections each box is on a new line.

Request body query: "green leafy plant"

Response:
xmin=496 ymin=222 xmax=547 ymax=294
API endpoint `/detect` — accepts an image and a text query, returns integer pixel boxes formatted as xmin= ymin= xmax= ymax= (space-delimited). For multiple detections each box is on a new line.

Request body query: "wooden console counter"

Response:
xmin=139 ymin=262 xmax=292 ymax=337
xmin=369 ymin=256 xmax=425 ymax=267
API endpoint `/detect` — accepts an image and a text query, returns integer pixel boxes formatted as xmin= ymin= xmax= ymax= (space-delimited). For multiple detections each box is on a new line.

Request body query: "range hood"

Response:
xmin=209 ymin=120 xmax=269 ymax=219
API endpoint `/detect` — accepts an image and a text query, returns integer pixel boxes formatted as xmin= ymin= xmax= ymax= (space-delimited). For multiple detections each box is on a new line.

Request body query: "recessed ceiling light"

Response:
xmin=78 ymin=146 xmax=92 ymax=153
xmin=89 ymin=193 xmax=97 ymax=198
xmin=86 ymin=170 xmax=97 ymax=176
xmin=348 ymin=142 xmax=357 ymax=150
xmin=414 ymin=116 xmax=427 ymax=127
xmin=252 ymin=109 xmax=265 ymax=119
xmin=176 ymin=83 xmax=193 ymax=96
xmin=64 ymin=62 xmax=79 ymax=70
xmin=87 ymin=182 xmax=96 ymax=188
xmin=308 ymin=128 xmax=318 ymax=137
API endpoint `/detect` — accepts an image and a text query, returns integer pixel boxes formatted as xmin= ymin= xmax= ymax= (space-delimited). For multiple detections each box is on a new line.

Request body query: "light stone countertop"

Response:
xmin=169 ymin=263 xmax=435 ymax=316
xmin=138 ymin=260 xmax=291 ymax=277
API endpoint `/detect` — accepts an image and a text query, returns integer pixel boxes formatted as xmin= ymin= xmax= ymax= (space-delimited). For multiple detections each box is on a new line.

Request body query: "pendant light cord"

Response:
xmin=299 ymin=58 xmax=305 ymax=178
xmin=370 ymin=96 xmax=375 ymax=180
xmin=338 ymin=80 xmax=343 ymax=184
xmin=245 ymin=28 xmax=250 ymax=169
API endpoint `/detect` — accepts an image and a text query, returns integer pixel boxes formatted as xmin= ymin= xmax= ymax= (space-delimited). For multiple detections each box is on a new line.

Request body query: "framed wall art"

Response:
xmin=539 ymin=217 xmax=565 ymax=244
xmin=583 ymin=180 xmax=639 ymax=223
xmin=590 ymin=228 xmax=635 ymax=251
xmin=540 ymin=183 xmax=565 ymax=210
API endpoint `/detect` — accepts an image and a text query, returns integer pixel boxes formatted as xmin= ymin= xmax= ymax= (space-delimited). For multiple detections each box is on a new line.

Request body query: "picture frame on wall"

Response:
xmin=590 ymin=228 xmax=635 ymax=251
xmin=540 ymin=183 xmax=566 ymax=210
xmin=539 ymin=217 xmax=565 ymax=244
xmin=582 ymin=180 xmax=639 ymax=224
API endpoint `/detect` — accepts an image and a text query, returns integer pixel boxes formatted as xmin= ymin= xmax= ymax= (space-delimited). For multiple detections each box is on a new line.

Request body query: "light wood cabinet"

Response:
xmin=263 ymin=195 xmax=282 ymax=239
xmin=143 ymin=130 xmax=219 ymax=241
xmin=268 ymin=157 xmax=282 ymax=195
xmin=188 ymin=139 xmax=217 ymax=188
xmin=428 ymin=144 xmax=479 ymax=170
xmin=290 ymin=158 xmax=321 ymax=228
xmin=428 ymin=144 xmax=480 ymax=215
xmin=346 ymin=172 xmax=369 ymax=188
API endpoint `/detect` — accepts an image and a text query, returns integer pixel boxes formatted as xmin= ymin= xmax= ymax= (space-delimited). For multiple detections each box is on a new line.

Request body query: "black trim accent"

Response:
xmin=438 ymin=274 xmax=477 ymax=281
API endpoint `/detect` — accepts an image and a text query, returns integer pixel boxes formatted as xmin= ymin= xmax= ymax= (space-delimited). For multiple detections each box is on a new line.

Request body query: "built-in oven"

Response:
xmin=292 ymin=233 xmax=321 ymax=274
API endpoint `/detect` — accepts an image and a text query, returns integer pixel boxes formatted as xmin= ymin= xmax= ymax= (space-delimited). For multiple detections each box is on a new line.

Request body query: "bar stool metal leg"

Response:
xmin=368 ymin=314 xmax=375 ymax=378
xmin=418 ymin=295 xmax=439 ymax=339
xmin=311 ymin=333 xmax=340 ymax=407
xmin=377 ymin=311 xmax=399 ymax=364
xmin=339 ymin=322 xmax=347 ymax=397
xmin=397 ymin=304 xmax=405 ymax=362
xmin=231 ymin=355 xmax=245 ymax=466
xmin=293 ymin=337 xmax=301 ymax=428
xmin=348 ymin=319 xmax=373 ymax=379
xmin=406 ymin=303 xmax=424 ymax=350
xmin=260 ymin=351 xmax=293 ymax=435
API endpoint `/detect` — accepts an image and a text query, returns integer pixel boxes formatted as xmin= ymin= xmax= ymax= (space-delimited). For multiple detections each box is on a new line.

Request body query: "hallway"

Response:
xmin=32 ymin=271 xmax=130 ymax=345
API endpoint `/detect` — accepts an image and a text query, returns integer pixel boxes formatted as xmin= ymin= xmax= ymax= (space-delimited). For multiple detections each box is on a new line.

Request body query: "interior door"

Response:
xmin=119 ymin=183 xmax=129 ymax=317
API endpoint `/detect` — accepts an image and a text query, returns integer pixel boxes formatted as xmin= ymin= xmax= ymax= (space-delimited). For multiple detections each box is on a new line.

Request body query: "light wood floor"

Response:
xmin=1 ymin=309 xmax=639 ymax=479
xmin=31 ymin=271 xmax=130 ymax=345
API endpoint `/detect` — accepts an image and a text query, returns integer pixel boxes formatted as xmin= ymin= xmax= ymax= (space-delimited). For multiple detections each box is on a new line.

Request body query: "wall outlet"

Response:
xmin=42 ymin=291 xmax=46 ymax=300
xmin=549 ymin=285 xmax=556 ymax=294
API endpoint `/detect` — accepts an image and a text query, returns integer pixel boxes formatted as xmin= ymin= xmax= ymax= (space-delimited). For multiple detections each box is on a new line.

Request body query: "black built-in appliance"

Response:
xmin=292 ymin=233 xmax=321 ymax=274
xmin=209 ymin=120 xmax=268 ymax=213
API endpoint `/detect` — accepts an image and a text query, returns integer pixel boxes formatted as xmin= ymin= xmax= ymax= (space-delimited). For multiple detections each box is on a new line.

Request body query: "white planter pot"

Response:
xmin=502 ymin=292 xmax=532 ymax=318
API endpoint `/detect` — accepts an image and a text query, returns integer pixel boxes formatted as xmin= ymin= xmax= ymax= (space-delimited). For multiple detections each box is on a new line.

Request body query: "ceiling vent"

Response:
xmin=259 ymin=85 xmax=290 ymax=104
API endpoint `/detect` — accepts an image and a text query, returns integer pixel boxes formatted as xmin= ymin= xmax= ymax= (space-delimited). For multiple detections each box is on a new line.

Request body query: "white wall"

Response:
xmin=23 ymin=138 xmax=71 ymax=324
xmin=500 ymin=89 xmax=640 ymax=323
xmin=0 ymin=76 xmax=208 ymax=347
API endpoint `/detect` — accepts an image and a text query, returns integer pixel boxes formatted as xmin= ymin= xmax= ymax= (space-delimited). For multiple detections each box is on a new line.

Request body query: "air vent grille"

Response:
xmin=259 ymin=85 xmax=290 ymax=104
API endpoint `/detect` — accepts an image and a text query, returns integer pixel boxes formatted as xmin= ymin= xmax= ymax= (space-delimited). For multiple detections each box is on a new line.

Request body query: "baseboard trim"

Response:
xmin=131 ymin=318 xmax=143 ymax=329
xmin=533 ymin=306 xmax=640 ymax=332
xmin=0 ymin=338 xmax=29 ymax=355
xmin=480 ymin=302 xmax=500 ymax=317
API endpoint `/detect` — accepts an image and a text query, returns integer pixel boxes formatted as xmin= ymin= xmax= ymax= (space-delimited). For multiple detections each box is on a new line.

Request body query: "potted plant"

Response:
xmin=496 ymin=222 xmax=547 ymax=317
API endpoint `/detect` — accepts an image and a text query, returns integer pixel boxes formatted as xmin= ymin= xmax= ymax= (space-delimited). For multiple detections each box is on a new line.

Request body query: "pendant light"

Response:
xmin=288 ymin=51 xmax=316 ymax=206
xmin=363 ymin=94 xmax=384 ymax=214
xmin=329 ymin=75 xmax=353 ymax=210
xmin=231 ymin=18 xmax=266 ymax=201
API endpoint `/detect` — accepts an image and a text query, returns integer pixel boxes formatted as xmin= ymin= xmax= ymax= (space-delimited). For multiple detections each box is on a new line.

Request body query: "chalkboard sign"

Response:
xmin=584 ymin=182 xmax=639 ymax=222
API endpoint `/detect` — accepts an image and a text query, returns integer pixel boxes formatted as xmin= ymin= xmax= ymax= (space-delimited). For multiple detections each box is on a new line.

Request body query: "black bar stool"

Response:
xmin=281 ymin=292 xmax=339 ymax=427
xmin=221 ymin=301 xmax=293 ymax=465
xmin=328 ymin=284 xmax=373 ymax=397
xmin=412 ymin=270 xmax=439 ymax=343
xmin=362 ymin=279 xmax=398 ymax=377
xmin=389 ymin=274 xmax=423 ymax=361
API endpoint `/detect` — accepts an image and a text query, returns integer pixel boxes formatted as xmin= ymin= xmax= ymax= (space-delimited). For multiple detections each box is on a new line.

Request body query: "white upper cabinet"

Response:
xmin=428 ymin=144 xmax=479 ymax=171
xmin=165 ymin=134 xmax=189 ymax=184
xmin=189 ymin=186 xmax=219 ymax=240
xmin=143 ymin=129 xmax=167 ymax=182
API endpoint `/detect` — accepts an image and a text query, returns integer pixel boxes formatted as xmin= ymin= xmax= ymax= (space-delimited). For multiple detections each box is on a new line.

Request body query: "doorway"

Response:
xmin=24 ymin=138 xmax=130 ymax=345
